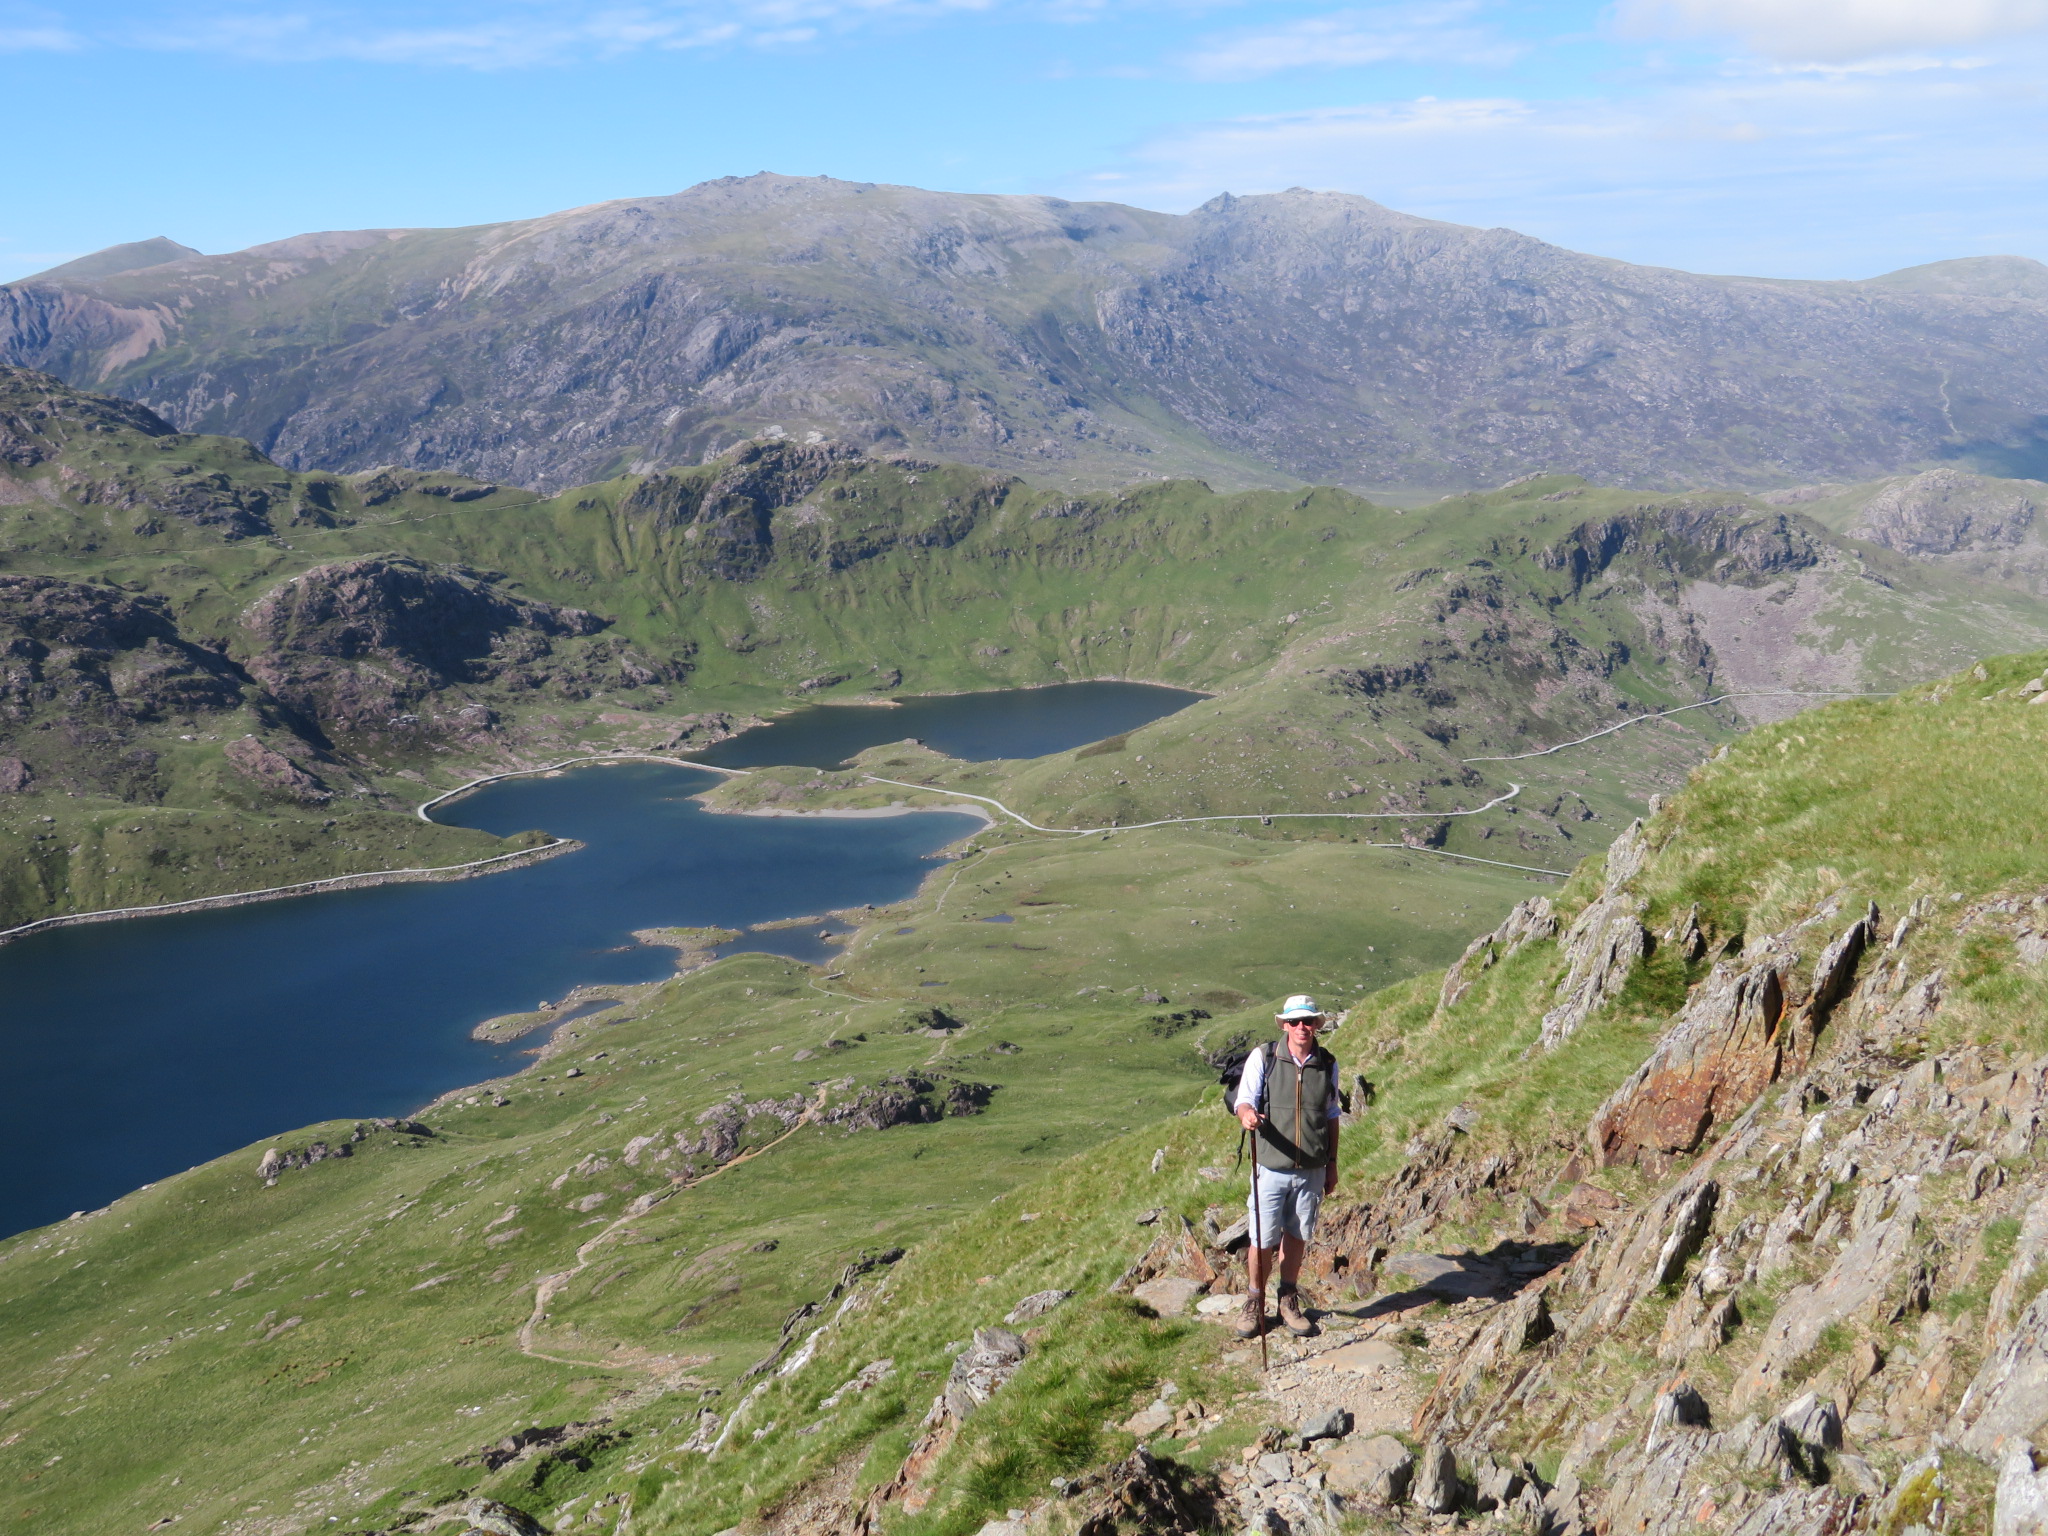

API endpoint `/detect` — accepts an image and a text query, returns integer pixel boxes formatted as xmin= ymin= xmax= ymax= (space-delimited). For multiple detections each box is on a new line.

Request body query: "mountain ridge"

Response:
xmin=11 ymin=174 xmax=2048 ymax=495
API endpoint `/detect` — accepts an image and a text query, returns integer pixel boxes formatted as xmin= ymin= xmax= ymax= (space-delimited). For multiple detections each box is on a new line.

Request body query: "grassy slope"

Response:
xmin=3 ymin=651 xmax=2046 ymax=1533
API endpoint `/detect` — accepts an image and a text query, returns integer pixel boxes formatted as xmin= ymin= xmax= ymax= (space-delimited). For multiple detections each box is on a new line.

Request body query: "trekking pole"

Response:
xmin=1248 ymin=1139 xmax=1268 ymax=1373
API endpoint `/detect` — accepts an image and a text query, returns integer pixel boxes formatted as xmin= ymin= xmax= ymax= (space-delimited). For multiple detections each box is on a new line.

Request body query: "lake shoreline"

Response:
xmin=0 ymin=836 xmax=582 ymax=949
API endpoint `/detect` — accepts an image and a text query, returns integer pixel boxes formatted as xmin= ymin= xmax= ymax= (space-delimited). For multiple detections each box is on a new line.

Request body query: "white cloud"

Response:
xmin=1175 ymin=2 xmax=1519 ymax=80
xmin=1613 ymin=0 xmax=2048 ymax=61
xmin=119 ymin=0 xmax=994 ymax=68
xmin=0 ymin=25 xmax=81 ymax=49
xmin=1095 ymin=59 xmax=2048 ymax=276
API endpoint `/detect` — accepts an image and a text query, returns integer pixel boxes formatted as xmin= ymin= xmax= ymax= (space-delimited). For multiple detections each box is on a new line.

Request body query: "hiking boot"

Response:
xmin=1234 ymin=1291 xmax=1269 ymax=1339
xmin=1276 ymin=1287 xmax=1316 ymax=1338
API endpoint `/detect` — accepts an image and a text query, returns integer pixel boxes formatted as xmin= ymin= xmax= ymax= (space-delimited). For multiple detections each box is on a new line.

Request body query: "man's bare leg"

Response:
xmin=1278 ymin=1234 xmax=1307 ymax=1287
xmin=1248 ymin=1243 xmax=1277 ymax=1293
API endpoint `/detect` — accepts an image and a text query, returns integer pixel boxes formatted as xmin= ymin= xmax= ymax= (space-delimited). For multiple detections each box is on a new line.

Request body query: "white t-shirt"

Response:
xmin=1234 ymin=1044 xmax=1342 ymax=1121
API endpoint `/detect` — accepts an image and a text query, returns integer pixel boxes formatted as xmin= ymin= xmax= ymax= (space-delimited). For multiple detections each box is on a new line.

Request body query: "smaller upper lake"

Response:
xmin=687 ymin=680 xmax=1206 ymax=769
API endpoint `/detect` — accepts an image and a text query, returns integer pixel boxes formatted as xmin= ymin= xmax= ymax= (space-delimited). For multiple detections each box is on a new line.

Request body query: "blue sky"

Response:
xmin=5 ymin=0 xmax=2047 ymax=282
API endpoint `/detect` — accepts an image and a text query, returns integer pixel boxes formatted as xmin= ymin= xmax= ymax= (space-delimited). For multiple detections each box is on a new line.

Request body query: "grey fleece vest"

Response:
xmin=1255 ymin=1044 xmax=1337 ymax=1172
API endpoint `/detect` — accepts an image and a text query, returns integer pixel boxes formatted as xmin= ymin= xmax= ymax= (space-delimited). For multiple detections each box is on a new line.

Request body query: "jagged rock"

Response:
xmin=1659 ymin=1288 xmax=1740 ymax=1363
xmin=1539 ymin=889 xmax=1651 ymax=1049
xmin=1734 ymin=1183 xmax=1920 ymax=1410
xmin=1321 ymin=1434 xmax=1412 ymax=1504
xmin=1066 ymin=1445 xmax=1218 ymax=1536
xmin=1651 ymin=1181 xmax=1719 ymax=1288
xmin=1602 ymin=817 xmax=1653 ymax=886
xmin=1997 ymin=1442 xmax=2048 ymax=1536
xmin=1650 ymin=1382 xmax=1712 ymax=1434
xmin=1663 ymin=902 xmax=1707 ymax=964
xmin=1987 ymin=1192 xmax=2048 ymax=1341
xmin=1954 ymin=1289 xmax=2048 ymax=1459
xmin=1436 ymin=896 xmax=1558 ymax=1012
xmin=1471 ymin=1458 xmax=1529 ymax=1511
xmin=1004 ymin=1289 xmax=1073 ymax=1325
xmin=1590 ymin=940 xmax=1800 ymax=1167
xmin=1412 ymin=1438 xmax=1461 ymax=1513
xmin=944 ymin=1327 xmax=1029 ymax=1422
xmin=0 ymin=756 xmax=30 ymax=792
xmin=1763 ymin=1393 xmax=1843 ymax=1483
xmin=1584 ymin=1171 xmax=1720 ymax=1330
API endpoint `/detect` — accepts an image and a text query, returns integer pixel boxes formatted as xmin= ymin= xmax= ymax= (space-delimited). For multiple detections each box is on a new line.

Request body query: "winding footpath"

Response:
xmin=0 ymin=689 xmax=1889 ymax=944
xmin=517 ymin=1084 xmax=831 ymax=1368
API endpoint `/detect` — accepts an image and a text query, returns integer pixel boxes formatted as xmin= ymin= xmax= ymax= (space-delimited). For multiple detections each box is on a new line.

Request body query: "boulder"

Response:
xmin=1132 ymin=1276 xmax=1206 ymax=1317
xmin=1997 ymin=1442 xmax=2048 ymax=1536
xmin=1300 ymin=1407 xmax=1352 ymax=1443
xmin=1412 ymin=1438 xmax=1462 ymax=1513
xmin=458 ymin=1499 xmax=545 ymax=1536
xmin=1124 ymin=1400 xmax=1176 ymax=1438
xmin=944 ymin=1327 xmax=1029 ymax=1421
xmin=1004 ymin=1289 xmax=1074 ymax=1325
xmin=1321 ymin=1435 xmax=1413 ymax=1504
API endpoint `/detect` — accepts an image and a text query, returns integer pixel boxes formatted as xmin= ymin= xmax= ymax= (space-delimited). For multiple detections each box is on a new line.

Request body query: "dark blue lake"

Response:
xmin=0 ymin=762 xmax=979 ymax=1238
xmin=688 ymin=680 xmax=1206 ymax=769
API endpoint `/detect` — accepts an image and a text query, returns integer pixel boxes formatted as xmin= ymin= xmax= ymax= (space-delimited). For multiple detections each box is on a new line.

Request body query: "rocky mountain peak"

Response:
xmin=14 ymin=179 xmax=2048 ymax=493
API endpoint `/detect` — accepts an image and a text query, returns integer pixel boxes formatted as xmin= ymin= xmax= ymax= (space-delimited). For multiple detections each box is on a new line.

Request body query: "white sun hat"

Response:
xmin=1276 ymin=994 xmax=1323 ymax=1020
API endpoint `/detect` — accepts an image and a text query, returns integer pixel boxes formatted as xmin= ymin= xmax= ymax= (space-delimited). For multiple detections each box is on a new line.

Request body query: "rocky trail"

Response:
xmin=737 ymin=791 xmax=2048 ymax=1536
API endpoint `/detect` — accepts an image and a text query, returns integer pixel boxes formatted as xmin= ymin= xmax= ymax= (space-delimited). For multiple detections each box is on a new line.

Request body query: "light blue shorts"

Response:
xmin=1248 ymin=1165 xmax=1324 ymax=1246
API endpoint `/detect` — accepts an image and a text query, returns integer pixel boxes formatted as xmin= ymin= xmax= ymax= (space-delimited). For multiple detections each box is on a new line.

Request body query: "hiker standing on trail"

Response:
xmin=1234 ymin=994 xmax=1341 ymax=1340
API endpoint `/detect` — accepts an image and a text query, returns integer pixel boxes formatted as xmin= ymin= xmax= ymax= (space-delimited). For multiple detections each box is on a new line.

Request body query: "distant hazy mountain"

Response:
xmin=7 ymin=175 xmax=2048 ymax=494
xmin=21 ymin=236 xmax=201 ymax=285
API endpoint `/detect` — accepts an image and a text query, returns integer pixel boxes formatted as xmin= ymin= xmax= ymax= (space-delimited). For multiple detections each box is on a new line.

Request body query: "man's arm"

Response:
xmin=1234 ymin=1049 xmax=1264 ymax=1131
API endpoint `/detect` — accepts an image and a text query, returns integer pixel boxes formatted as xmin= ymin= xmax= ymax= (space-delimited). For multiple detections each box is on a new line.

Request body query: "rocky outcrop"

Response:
xmin=1537 ymin=823 xmax=1659 ymax=1047
xmin=1589 ymin=910 xmax=1872 ymax=1169
xmin=822 ymin=1074 xmax=997 ymax=1131
xmin=1437 ymin=896 xmax=1558 ymax=1013
xmin=241 ymin=554 xmax=611 ymax=731
xmin=222 ymin=735 xmax=331 ymax=803
xmin=0 ymin=365 xmax=172 ymax=469
xmin=1269 ymin=881 xmax=2048 ymax=1536
xmin=1540 ymin=504 xmax=1824 ymax=594
xmin=0 ymin=573 xmax=270 ymax=802
xmin=1850 ymin=467 xmax=2038 ymax=555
